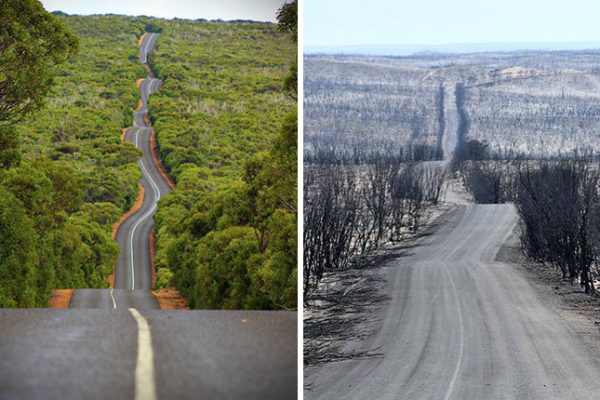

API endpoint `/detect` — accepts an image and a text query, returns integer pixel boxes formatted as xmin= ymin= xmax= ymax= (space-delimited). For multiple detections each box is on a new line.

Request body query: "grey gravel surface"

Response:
xmin=306 ymin=204 xmax=600 ymax=399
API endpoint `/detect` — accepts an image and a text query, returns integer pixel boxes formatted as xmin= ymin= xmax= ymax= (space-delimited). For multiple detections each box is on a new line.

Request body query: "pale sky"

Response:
xmin=305 ymin=0 xmax=600 ymax=46
xmin=41 ymin=0 xmax=286 ymax=22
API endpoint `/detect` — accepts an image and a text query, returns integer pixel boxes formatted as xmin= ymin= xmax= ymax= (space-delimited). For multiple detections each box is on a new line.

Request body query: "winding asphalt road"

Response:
xmin=306 ymin=204 xmax=600 ymax=399
xmin=115 ymin=33 xmax=170 ymax=293
xmin=72 ymin=33 xmax=167 ymax=309
xmin=0 ymin=33 xmax=297 ymax=399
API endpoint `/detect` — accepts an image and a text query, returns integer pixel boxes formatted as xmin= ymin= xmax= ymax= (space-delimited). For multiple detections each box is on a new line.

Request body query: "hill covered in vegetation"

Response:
xmin=306 ymin=51 xmax=600 ymax=161
xmin=148 ymin=9 xmax=297 ymax=309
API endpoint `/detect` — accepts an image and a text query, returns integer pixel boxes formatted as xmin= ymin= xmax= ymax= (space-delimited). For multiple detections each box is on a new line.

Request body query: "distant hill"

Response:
xmin=305 ymin=42 xmax=600 ymax=56
xmin=305 ymin=52 xmax=600 ymax=162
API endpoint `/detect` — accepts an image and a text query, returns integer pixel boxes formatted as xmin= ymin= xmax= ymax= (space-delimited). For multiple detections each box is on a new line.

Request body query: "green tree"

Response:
xmin=0 ymin=125 xmax=20 ymax=169
xmin=0 ymin=187 xmax=38 ymax=307
xmin=277 ymin=0 xmax=297 ymax=42
xmin=0 ymin=0 xmax=78 ymax=123
xmin=277 ymin=0 xmax=297 ymax=97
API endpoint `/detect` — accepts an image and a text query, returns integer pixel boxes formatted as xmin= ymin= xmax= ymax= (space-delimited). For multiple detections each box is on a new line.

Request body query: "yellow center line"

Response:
xmin=129 ymin=308 xmax=157 ymax=400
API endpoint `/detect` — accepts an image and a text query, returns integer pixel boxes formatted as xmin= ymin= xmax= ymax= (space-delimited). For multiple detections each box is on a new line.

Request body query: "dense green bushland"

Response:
xmin=16 ymin=14 xmax=149 ymax=211
xmin=0 ymin=7 xmax=152 ymax=306
xmin=150 ymin=5 xmax=297 ymax=309
xmin=148 ymin=19 xmax=294 ymax=178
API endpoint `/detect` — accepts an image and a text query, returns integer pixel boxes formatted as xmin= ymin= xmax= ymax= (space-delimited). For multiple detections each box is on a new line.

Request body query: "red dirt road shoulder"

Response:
xmin=48 ymin=289 xmax=74 ymax=308
xmin=152 ymin=288 xmax=190 ymax=309
xmin=150 ymin=129 xmax=176 ymax=189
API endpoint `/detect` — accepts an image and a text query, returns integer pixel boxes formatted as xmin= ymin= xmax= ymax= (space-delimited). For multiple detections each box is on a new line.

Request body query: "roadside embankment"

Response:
xmin=150 ymin=129 xmax=175 ymax=189
xmin=48 ymin=289 xmax=74 ymax=308
xmin=497 ymin=232 xmax=600 ymax=354
xmin=152 ymin=288 xmax=189 ymax=309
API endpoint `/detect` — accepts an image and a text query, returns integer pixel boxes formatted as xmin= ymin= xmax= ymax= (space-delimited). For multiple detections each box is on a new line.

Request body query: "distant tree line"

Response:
xmin=305 ymin=138 xmax=442 ymax=165
xmin=456 ymin=138 xmax=600 ymax=204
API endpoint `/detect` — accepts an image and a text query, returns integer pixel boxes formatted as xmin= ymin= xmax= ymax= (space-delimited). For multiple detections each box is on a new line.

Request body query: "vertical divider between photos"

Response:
xmin=297 ymin=0 xmax=305 ymax=394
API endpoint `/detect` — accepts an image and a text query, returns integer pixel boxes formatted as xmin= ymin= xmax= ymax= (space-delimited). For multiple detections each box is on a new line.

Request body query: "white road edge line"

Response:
xmin=142 ymin=33 xmax=155 ymax=65
xmin=129 ymin=308 xmax=157 ymax=400
xmin=142 ymin=34 xmax=150 ymax=63
xmin=110 ymin=288 xmax=117 ymax=309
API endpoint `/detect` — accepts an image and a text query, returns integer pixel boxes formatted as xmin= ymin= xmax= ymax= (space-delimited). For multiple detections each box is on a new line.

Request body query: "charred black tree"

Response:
xmin=515 ymin=161 xmax=600 ymax=293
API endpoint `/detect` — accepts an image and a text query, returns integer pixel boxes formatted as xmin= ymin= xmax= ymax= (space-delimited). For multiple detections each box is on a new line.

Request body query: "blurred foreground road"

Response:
xmin=0 ymin=309 xmax=296 ymax=399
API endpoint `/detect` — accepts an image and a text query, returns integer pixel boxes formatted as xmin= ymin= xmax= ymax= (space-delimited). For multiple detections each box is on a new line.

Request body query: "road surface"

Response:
xmin=0 ymin=309 xmax=297 ymax=399
xmin=442 ymin=82 xmax=459 ymax=162
xmin=72 ymin=33 xmax=167 ymax=309
xmin=306 ymin=204 xmax=600 ymax=399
